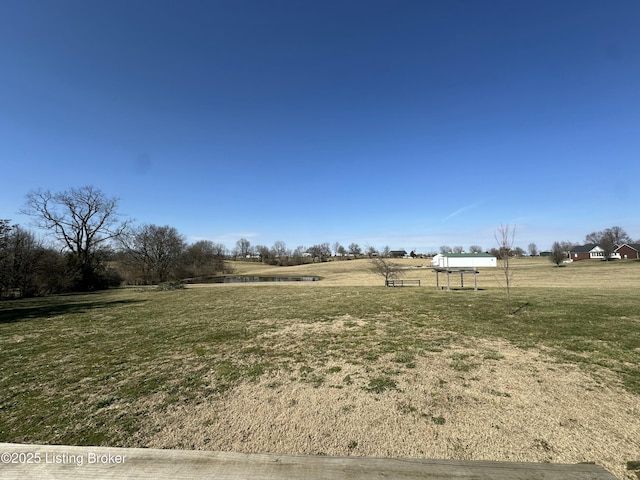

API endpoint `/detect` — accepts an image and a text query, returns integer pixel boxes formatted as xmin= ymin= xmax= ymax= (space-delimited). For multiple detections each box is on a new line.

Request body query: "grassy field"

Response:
xmin=1 ymin=258 xmax=639 ymax=478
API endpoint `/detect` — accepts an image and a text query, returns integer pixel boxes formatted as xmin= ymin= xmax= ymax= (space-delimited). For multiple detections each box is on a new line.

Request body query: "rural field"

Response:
xmin=1 ymin=257 xmax=639 ymax=479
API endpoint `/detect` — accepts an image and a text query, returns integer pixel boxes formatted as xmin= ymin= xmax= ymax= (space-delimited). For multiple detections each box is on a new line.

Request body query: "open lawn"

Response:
xmin=1 ymin=258 xmax=639 ymax=479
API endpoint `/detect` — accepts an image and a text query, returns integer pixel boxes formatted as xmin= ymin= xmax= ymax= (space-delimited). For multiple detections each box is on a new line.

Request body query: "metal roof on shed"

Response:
xmin=441 ymin=253 xmax=495 ymax=257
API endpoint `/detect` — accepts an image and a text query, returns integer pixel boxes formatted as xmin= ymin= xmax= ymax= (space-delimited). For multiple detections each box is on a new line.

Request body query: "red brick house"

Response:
xmin=569 ymin=244 xmax=605 ymax=261
xmin=614 ymin=243 xmax=640 ymax=260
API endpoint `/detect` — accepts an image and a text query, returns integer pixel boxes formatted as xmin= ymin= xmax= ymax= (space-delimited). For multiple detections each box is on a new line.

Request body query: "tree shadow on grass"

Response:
xmin=0 ymin=295 xmax=143 ymax=324
xmin=512 ymin=302 xmax=531 ymax=315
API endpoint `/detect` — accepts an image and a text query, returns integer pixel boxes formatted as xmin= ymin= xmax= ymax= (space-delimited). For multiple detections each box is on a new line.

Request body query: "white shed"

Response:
xmin=431 ymin=253 xmax=497 ymax=268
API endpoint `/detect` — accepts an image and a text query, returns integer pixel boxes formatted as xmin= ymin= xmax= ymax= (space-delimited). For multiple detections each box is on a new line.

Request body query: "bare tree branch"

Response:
xmin=21 ymin=186 xmax=130 ymax=290
xmin=495 ymin=224 xmax=516 ymax=315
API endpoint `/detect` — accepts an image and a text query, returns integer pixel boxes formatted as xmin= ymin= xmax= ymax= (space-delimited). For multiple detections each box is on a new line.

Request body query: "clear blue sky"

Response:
xmin=2 ymin=0 xmax=639 ymax=253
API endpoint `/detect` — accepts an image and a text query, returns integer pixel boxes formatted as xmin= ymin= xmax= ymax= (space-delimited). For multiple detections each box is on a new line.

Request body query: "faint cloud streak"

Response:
xmin=442 ymin=202 xmax=480 ymax=222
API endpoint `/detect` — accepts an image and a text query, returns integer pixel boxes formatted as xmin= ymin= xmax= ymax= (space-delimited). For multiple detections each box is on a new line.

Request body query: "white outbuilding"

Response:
xmin=431 ymin=253 xmax=497 ymax=268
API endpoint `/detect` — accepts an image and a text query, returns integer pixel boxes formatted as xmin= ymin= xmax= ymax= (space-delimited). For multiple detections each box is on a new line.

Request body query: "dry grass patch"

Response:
xmin=145 ymin=339 xmax=639 ymax=480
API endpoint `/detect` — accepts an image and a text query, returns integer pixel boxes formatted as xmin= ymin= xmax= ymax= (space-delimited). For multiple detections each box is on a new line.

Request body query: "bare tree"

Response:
xmin=584 ymin=227 xmax=626 ymax=260
xmin=528 ymin=242 xmax=538 ymax=257
xmin=469 ymin=245 xmax=483 ymax=254
xmin=22 ymin=186 xmax=129 ymax=290
xmin=270 ymin=241 xmax=288 ymax=265
xmin=607 ymin=226 xmax=630 ymax=245
xmin=0 ymin=220 xmax=13 ymax=293
xmin=308 ymin=243 xmax=331 ymax=262
xmin=452 ymin=246 xmax=464 ymax=253
xmin=599 ymin=231 xmax=616 ymax=261
xmin=271 ymin=240 xmax=287 ymax=258
xmin=348 ymin=243 xmax=362 ymax=257
xmin=291 ymin=245 xmax=307 ymax=264
xmin=370 ymin=257 xmax=402 ymax=286
xmin=550 ymin=241 xmax=568 ymax=266
xmin=235 ymin=238 xmax=251 ymax=259
xmin=125 ymin=224 xmax=186 ymax=283
xmin=585 ymin=231 xmax=601 ymax=245
xmin=182 ymin=240 xmax=226 ymax=277
xmin=495 ymin=224 xmax=516 ymax=315
xmin=4 ymin=226 xmax=41 ymax=297
xmin=439 ymin=245 xmax=451 ymax=254
xmin=0 ymin=219 xmax=11 ymax=249
xmin=255 ymin=245 xmax=271 ymax=263
xmin=381 ymin=245 xmax=391 ymax=258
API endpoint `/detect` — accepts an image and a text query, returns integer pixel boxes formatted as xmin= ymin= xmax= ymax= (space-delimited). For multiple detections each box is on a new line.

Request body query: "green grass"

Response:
xmin=1 ymin=269 xmax=639 ymax=446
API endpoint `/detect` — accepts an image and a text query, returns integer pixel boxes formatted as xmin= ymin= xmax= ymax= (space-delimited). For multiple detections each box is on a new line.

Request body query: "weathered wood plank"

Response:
xmin=0 ymin=443 xmax=618 ymax=480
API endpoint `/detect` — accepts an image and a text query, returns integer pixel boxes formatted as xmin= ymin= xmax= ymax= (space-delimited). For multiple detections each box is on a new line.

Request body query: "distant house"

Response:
xmin=431 ymin=252 xmax=496 ymax=268
xmin=615 ymin=243 xmax=640 ymax=260
xmin=389 ymin=250 xmax=408 ymax=258
xmin=569 ymin=244 xmax=604 ymax=260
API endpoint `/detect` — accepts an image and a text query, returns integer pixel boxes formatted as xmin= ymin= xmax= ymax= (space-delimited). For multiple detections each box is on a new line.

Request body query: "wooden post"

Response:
xmin=460 ymin=272 xmax=464 ymax=288
xmin=474 ymin=270 xmax=477 ymax=291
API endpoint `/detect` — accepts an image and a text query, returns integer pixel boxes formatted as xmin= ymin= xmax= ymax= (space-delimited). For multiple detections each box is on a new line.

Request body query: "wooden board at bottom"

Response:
xmin=0 ymin=443 xmax=618 ymax=480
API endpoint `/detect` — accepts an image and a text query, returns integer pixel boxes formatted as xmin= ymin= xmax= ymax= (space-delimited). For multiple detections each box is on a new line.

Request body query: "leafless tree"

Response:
xmin=452 ymin=246 xmax=464 ymax=254
xmin=585 ymin=231 xmax=601 ymax=245
xmin=550 ymin=241 xmax=568 ymax=266
xmin=0 ymin=219 xmax=11 ymax=249
xmin=528 ymin=242 xmax=538 ymax=257
xmin=271 ymin=240 xmax=287 ymax=258
xmin=182 ymin=240 xmax=227 ymax=277
xmin=3 ymin=226 xmax=41 ymax=297
xmin=348 ymin=243 xmax=362 ymax=257
xmin=255 ymin=245 xmax=271 ymax=263
xmin=0 ymin=220 xmax=13 ymax=290
xmin=585 ymin=227 xmax=626 ymax=260
xmin=599 ymin=231 xmax=616 ymax=261
xmin=308 ymin=243 xmax=331 ymax=262
xmin=235 ymin=238 xmax=251 ymax=259
xmin=124 ymin=224 xmax=186 ymax=283
xmin=22 ymin=186 xmax=129 ymax=290
xmin=439 ymin=245 xmax=451 ymax=254
xmin=469 ymin=245 xmax=483 ymax=254
xmin=495 ymin=224 xmax=516 ymax=315
xmin=370 ymin=256 xmax=402 ymax=286
xmin=291 ymin=245 xmax=307 ymax=264
xmin=607 ymin=226 xmax=631 ymax=245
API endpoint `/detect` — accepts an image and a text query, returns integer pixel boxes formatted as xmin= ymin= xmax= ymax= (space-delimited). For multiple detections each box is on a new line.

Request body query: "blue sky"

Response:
xmin=1 ymin=0 xmax=639 ymax=253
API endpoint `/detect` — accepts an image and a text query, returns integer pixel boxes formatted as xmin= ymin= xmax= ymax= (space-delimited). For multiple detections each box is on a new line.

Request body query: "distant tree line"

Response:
xmin=0 ymin=186 xmax=231 ymax=299
xmin=232 ymin=239 xmax=390 ymax=265
xmin=3 ymin=186 xmax=638 ymax=299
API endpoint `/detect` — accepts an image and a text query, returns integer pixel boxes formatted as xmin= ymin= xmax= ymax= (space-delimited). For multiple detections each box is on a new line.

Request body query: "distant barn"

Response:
xmin=431 ymin=252 xmax=497 ymax=268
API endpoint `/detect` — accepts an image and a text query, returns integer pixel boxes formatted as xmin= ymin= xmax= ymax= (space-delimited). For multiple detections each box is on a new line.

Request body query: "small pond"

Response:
xmin=193 ymin=275 xmax=320 ymax=284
